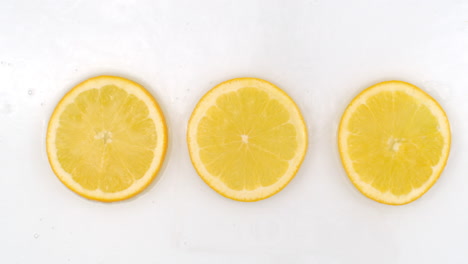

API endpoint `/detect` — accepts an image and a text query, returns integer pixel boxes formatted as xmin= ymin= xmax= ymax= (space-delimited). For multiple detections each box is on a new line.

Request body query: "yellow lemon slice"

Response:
xmin=338 ymin=81 xmax=451 ymax=205
xmin=187 ymin=78 xmax=307 ymax=201
xmin=46 ymin=76 xmax=168 ymax=202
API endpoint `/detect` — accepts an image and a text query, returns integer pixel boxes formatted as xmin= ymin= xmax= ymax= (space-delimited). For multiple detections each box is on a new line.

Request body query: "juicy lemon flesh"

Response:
xmin=197 ymin=87 xmax=298 ymax=192
xmin=55 ymin=84 xmax=157 ymax=193
xmin=342 ymin=83 xmax=449 ymax=202
xmin=348 ymin=91 xmax=443 ymax=195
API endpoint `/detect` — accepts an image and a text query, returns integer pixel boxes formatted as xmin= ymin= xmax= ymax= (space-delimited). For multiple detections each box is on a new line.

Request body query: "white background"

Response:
xmin=1 ymin=0 xmax=467 ymax=263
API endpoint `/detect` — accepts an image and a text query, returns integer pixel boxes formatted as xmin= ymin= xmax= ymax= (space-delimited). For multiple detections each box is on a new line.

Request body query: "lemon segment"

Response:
xmin=338 ymin=81 xmax=450 ymax=205
xmin=47 ymin=76 xmax=167 ymax=202
xmin=187 ymin=78 xmax=307 ymax=202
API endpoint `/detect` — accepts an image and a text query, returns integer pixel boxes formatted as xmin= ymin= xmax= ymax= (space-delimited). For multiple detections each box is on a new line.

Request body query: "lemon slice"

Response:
xmin=187 ymin=78 xmax=307 ymax=202
xmin=46 ymin=76 xmax=168 ymax=202
xmin=338 ymin=81 xmax=451 ymax=205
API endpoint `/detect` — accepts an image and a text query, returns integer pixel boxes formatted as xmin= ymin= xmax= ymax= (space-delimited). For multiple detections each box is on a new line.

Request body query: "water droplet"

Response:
xmin=28 ymin=90 xmax=33 ymax=95
xmin=33 ymin=233 xmax=40 ymax=239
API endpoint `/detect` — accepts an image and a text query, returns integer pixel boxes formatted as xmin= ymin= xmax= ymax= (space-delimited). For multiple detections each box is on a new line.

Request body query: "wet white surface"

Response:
xmin=0 ymin=0 xmax=467 ymax=263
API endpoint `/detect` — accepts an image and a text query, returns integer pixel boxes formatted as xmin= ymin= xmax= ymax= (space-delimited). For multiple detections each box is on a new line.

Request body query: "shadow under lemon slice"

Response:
xmin=46 ymin=76 xmax=168 ymax=202
xmin=187 ymin=77 xmax=308 ymax=202
xmin=338 ymin=81 xmax=451 ymax=205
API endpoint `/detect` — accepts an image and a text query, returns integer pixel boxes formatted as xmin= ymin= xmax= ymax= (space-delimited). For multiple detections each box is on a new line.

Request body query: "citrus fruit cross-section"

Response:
xmin=187 ymin=77 xmax=308 ymax=202
xmin=338 ymin=81 xmax=450 ymax=205
xmin=46 ymin=76 xmax=168 ymax=202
